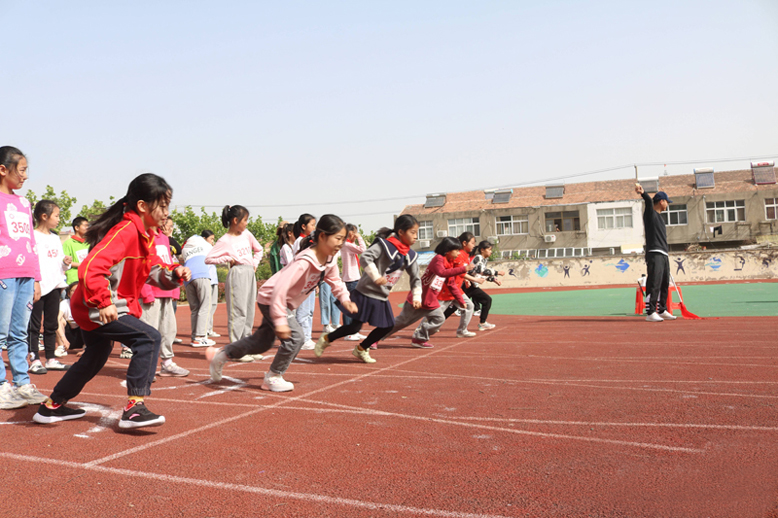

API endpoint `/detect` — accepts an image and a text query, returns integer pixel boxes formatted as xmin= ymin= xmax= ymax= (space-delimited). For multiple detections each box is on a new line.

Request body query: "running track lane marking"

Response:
xmin=0 ymin=452 xmax=514 ymax=518
xmin=82 ymin=337 xmax=475 ymax=467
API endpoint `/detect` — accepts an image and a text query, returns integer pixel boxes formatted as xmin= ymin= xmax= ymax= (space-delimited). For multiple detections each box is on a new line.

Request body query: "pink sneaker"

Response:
xmin=369 ymin=343 xmax=377 ymax=350
xmin=411 ymin=338 xmax=434 ymax=349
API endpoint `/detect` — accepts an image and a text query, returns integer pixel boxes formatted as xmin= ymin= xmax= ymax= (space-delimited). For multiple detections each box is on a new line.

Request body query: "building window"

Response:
xmin=660 ymin=204 xmax=688 ymax=226
xmin=596 ymin=207 xmax=633 ymax=229
xmin=448 ymin=217 xmax=480 ymax=237
xmin=501 ymin=249 xmax=536 ymax=260
xmin=495 ymin=215 xmax=528 ymax=235
xmin=545 ymin=211 xmax=580 ymax=232
xmin=766 ymin=198 xmax=778 ymax=220
xmin=418 ymin=221 xmax=434 ymax=240
xmin=536 ymin=248 xmax=590 ymax=258
xmin=706 ymin=200 xmax=745 ymax=223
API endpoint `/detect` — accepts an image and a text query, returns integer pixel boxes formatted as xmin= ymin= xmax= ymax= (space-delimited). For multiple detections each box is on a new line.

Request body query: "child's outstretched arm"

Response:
xmin=406 ymin=259 xmax=422 ymax=308
xmin=324 ymin=262 xmax=358 ymax=314
xmin=359 ymin=242 xmax=388 ymax=285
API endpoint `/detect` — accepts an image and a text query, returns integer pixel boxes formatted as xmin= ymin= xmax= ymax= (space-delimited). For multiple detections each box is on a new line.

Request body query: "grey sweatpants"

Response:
xmin=208 ymin=284 xmax=218 ymax=335
xmin=438 ymin=297 xmax=474 ymax=334
xmin=186 ymin=278 xmax=212 ymax=339
xmin=389 ymin=305 xmax=445 ymax=342
xmin=225 ymin=265 xmax=257 ymax=342
xmin=224 ymin=303 xmax=304 ymax=376
xmin=140 ymin=297 xmax=177 ymax=360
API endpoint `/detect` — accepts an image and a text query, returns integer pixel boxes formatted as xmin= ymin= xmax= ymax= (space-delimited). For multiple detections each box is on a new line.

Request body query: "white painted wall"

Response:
xmin=586 ymin=200 xmax=644 ymax=251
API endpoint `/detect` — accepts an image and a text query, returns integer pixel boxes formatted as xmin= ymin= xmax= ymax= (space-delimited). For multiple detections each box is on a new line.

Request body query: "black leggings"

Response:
xmin=444 ymin=286 xmax=492 ymax=324
xmin=28 ymin=289 xmax=61 ymax=361
xmin=328 ymin=321 xmax=392 ymax=349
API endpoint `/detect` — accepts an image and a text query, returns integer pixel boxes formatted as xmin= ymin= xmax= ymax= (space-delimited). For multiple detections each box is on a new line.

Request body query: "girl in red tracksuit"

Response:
xmin=33 ymin=174 xmax=191 ymax=430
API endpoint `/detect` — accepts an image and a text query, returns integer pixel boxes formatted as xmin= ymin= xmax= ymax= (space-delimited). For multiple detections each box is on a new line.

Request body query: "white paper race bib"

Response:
xmin=5 ymin=210 xmax=31 ymax=241
xmin=156 ymin=244 xmax=172 ymax=265
xmin=430 ymin=275 xmax=445 ymax=292
xmin=302 ymin=272 xmax=322 ymax=293
xmin=384 ymin=269 xmax=402 ymax=288
xmin=76 ymin=248 xmax=89 ymax=263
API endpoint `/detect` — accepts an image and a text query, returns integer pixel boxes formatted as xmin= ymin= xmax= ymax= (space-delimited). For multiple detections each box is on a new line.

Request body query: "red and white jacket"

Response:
xmin=71 ymin=212 xmax=182 ymax=331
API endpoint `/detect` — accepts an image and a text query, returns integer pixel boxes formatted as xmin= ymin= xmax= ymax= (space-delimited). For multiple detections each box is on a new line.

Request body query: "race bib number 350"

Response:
xmin=5 ymin=210 xmax=31 ymax=241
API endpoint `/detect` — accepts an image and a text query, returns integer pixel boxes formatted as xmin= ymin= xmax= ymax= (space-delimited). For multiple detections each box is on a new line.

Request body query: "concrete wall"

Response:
xmin=394 ymin=248 xmax=778 ymax=290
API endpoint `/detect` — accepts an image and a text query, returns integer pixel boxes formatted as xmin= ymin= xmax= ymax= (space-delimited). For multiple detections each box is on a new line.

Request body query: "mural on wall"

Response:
xmin=534 ymin=264 xmax=549 ymax=278
xmin=763 ymin=257 xmax=772 ymax=268
xmin=563 ymin=265 xmax=571 ymax=278
xmin=705 ymin=257 xmax=722 ymax=271
xmin=734 ymin=255 xmax=745 ymax=271
xmin=581 ymin=262 xmax=591 ymax=276
xmin=604 ymin=259 xmax=631 ymax=273
xmin=674 ymin=258 xmax=686 ymax=274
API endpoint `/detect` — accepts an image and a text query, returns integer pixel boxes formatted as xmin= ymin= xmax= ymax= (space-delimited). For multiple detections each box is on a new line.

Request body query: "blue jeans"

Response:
xmin=0 ymin=277 xmax=34 ymax=387
xmin=318 ymin=282 xmax=341 ymax=327
xmin=50 ymin=315 xmax=161 ymax=403
xmin=295 ymin=291 xmax=315 ymax=342
xmin=342 ymin=281 xmax=358 ymax=326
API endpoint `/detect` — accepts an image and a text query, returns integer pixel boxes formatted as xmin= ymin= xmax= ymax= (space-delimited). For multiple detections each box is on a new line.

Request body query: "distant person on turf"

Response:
xmin=33 ymin=173 xmax=191 ymax=429
xmin=208 ymin=214 xmax=356 ymax=392
xmin=635 ymin=183 xmax=676 ymax=322
xmin=62 ymin=216 xmax=89 ymax=285
xmin=315 ymin=214 xmax=422 ymax=363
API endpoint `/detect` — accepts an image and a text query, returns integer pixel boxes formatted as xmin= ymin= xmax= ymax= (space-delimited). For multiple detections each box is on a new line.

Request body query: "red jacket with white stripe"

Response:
xmin=71 ymin=211 xmax=182 ymax=331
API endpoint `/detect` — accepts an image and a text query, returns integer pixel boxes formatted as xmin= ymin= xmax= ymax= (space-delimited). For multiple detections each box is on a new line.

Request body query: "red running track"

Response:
xmin=3 ymin=291 xmax=778 ymax=517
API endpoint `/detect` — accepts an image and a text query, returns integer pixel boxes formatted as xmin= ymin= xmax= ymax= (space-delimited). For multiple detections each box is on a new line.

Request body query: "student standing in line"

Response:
xmin=315 ymin=215 xmax=422 ymax=363
xmin=383 ymin=237 xmax=470 ymax=348
xmin=292 ymin=213 xmax=317 ymax=350
xmin=181 ymin=233 xmax=216 ymax=347
xmin=278 ymin=223 xmax=295 ymax=269
xmin=464 ymin=240 xmax=505 ymax=331
xmin=0 ymin=146 xmax=47 ymax=410
xmin=205 ymin=205 xmax=263 ymax=342
xmin=28 ymin=200 xmax=72 ymax=375
xmin=62 ymin=216 xmax=89 ymax=286
xmin=340 ymin=223 xmax=367 ymax=341
xmin=201 ymin=230 xmax=221 ymax=338
xmin=33 ymin=173 xmax=190 ymax=428
xmin=268 ymin=221 xmax=289 ymax=275
xmin=208 ymin=215 xmax=356 ymax=391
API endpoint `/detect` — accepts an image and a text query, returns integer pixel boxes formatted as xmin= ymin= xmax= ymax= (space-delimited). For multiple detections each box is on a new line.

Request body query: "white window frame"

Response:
xmin=447 ymin=217 xmax=480 ymax=237
xmin=417 ymin=221 xmax=434 ymax=240
xmin=596 ymin=207 xmax=633 ymax=230
xmin=706 ymin=200 xmax=745 ymax=223
xmin=661 ymin=204 xmax=689 ymax=226
xmin=536 ymin=247 xmax=590 ymax=258
xmin=495 ymin=214 xmax=529 ymax=235
xmin=765 ymin=198 xmax=778 ymax=221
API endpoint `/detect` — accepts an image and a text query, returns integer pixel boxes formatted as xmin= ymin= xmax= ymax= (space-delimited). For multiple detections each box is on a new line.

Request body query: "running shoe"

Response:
xmin=236 ymin=355 xmax=255 ymax=362
xmin=473 ymin=310 xmax=481 ymax=317
xmin=17 ymin=384 xmax=48 ymax=404
xmin=29 ymin=359 xmax=47 ymax=375
xmin=119 ymin=348 xmax=133 ymax=359
xmin=0 ymin=383 xmax=27 ymax=409
xmin=343 ymin=334 xmax=361 ymax=341
xmin=159 ymin=361 xmax=189 ymax=377
xmin=314 ymin=334 xmax=330 ymax=357
xmin=45 ymin=359 xmax=70 ymax=371
xmin=646 ymin=313 xmax=664 ymax=322
xmin=300 ymin=340 xmax=316 ymax=351
xmin=173 ymin=338 xmax=183 ymax=344
xmin=456 ymin=330 xmax=477 ymax=338
xmin=478 ymin=322 xmax=496 ymax=331
xmin=659 ymin=311 xmax=677 ymax=320
xmin=54 ymin=346 xmax=68 ymax=358
xmin=190 ymin=337 xmax=216 ymax=347
xmin=208 ymin=332 xmax=221 ymax=338
xmin=410 ymin=338 xmax=434 ymax=349
xmin=209 ymin=348 xmax=229 ymax=382
xmin=352 ymin=345 xmax=376 ymax=364
xmin=250 ymin=354 xmax=265 ymax=361
xmin=260 ymin=372 xmax=294 ymax=392
xmin=119 ymin=401 xmax=165 ymax=429
xmin=33 ymin=403 xmax=86 ymax=423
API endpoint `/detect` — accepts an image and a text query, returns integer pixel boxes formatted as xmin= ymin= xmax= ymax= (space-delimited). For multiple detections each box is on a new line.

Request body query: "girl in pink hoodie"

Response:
xmin=207 ymin=215 xmax=356 ymax=392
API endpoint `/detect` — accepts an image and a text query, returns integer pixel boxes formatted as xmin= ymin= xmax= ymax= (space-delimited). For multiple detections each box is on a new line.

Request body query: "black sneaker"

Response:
xmin=119 ymin=401 xmax=165 ymax=429
xmin=33 ymin=403 xmax=86 ymax=424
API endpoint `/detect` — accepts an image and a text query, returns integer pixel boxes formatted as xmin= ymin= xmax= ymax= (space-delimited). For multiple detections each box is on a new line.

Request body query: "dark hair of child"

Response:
xmin=293 ymin=213 xmax=315 ymax=238
xmin=435 ymin=236 xmax=464 ymax=256
xmin=201 ymin=229 xmax=215 ymax=239
xmin=299 ymin=214 xmax=345 ymax=253
xmin=277 ymin=223 xmax=294 ymax=247
xmin=474 ymin=240 xmax=492 ymax=256
xmin=375 ymin=214 xmax=419 ymax=242
xmin=33 ymin=199 xmax=59 ymax=226
xmin=0 ymin=146 xmax=25 ymax=173
xmin=221 ymin=205 xmax=249 ymax=229
xmin=85 ymin=173 xmax=172 ymax=248
xmin=71 ymin=216 xmax=88 ymax=231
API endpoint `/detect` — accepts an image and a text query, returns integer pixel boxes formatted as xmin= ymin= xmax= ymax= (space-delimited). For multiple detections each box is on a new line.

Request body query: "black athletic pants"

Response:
xmin=443 ymin=286 xmax=492 ymax=324
xmin=28 ymin=289 xmax=61 ymax=361
xmin=645 ymin=252 xmax=669 ymax=315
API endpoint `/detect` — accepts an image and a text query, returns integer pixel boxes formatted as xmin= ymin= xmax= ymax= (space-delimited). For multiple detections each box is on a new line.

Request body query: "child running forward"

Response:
xmin=33 ymin=173 xmax=191 ymax=429
xmin=465 ymin=240 xmax=505 ymax=331
xmin=315 ymin=214 xmax=422 ymax=363
xmin=384 ymin=237 xmax=470 ymax=348
xmin=205 ymin=205 xmax=263 ymax=342
xmin=0 ymin=146 xmax=47 ymax=409
xmin=439 ymin=232 xmax=477 ymax=337
xmin=208 ymin=215 xmax=356 ymax=392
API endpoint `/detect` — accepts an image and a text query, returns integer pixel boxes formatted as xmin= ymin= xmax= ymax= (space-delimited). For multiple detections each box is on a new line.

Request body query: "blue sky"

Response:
xmin=2 ymin=1 xmax=777 ymax=232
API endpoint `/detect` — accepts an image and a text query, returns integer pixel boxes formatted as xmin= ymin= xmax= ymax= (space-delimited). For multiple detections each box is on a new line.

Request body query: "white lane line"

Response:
xmin=524 ymin=355 xmax=778 ymax=368
xmin=284 ymin=399 xmax=703 ymax=453
xmin=0 ymin=451 xmax=513 ymax=518
xmin=83 ymin=338 xmax=475 ymax=467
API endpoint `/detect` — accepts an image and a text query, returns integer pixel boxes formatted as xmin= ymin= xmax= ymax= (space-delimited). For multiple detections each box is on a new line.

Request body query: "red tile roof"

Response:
xmin=401 ymin=169 xmax=778 ymax=215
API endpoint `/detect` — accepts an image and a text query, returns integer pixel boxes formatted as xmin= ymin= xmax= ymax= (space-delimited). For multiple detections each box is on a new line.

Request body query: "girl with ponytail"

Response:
xmin=291 ymin=213 xmax=317 ymax=349
xmin=208 ymin=214 xmax=356 ymax=392
xmin=314 ymin=214 xmax=422 ymax=363
xmin=34 ymin=173 xmax=191 ymax=430
xmin=205 ymin=205 xmax=264 ymax=345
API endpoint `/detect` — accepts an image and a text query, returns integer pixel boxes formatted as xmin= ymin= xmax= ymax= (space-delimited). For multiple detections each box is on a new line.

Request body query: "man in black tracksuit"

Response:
xmin=635 ymin=184 xmax=677 ymax=322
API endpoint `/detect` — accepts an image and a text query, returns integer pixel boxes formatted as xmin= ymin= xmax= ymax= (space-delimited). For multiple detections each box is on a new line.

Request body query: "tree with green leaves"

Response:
xmin=25 ymin=186 xmax=77 ymax=232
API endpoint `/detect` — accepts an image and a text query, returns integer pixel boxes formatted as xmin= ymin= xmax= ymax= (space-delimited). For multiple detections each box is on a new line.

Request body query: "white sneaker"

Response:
xmin=473 ymin=310 xmax=481 ymax=317
xmin=191 ymin=337 xmax=216 ymax=347
xmin=478 ymin=322 xmax=496 ymax=331
xmin=29 ymin=359 xmax=47 ymax=375
xmin=352 ymin=345 xmax=377 ymax=364
xmin=250 ymin=354 xmax=265 ymax=361
xmin=456 ymin=330 xmax=477 ymax=338
xmin=659 ymin=311 xmax=677 ymax=320
xmin=236 ymin=355 xmax=255 ymax=362
xmin=45 ymin=359 xmax=70 ymax=371
xmin=646 ymin=313 xmax=664 ymax=322
xmin=209 ymin=348 xmax=230 ymax=382
xmin=159 ymin=360 xmax=190 ymax=377
xmin=261 ymin=372 xmax=294 ymax=392
xmin=0 ymin=383 xmax=28 ymax=409
xmin=344 ymin=334 xmax=361 ymax=341
xmin=17 ymin=384 xmax=47 ymax=405
xmin=301 ymin=340 xmax=316 ymax=351
xmin=356 ymin=333 xmax=367 ymax=340
xmin=54 ymin=346 xmax=68 ymax=358
xmin=208 ymin=332 xmax=221 ymax=338
xmin=173 ymin=338 xmax=183 ymax=343
xmin=454 ymin=309 xmax=463 ymax=317
xmin=323 ymin=324 xmax=336 ymax=334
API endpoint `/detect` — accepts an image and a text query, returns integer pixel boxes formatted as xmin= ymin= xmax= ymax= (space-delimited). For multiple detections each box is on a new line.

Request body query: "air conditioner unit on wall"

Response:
xmin=436 ymin=230 xmax=448 ymax=238
xmin=544 ymin=235 xmax=556 ymax=243
xmin=418 ymin=240 xmax=431 ymax=249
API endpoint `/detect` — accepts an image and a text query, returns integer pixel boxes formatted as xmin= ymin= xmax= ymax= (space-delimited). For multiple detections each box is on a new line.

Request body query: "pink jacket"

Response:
xmin=340 ymin=235 xmax=366 ymax=282
xmin=205 ymin=230 xmax=263 ymax=268
xmin=257 ymin=248 xmax=351 ymax=327
xmin=140 ymin=232 xmax=180 ymax=302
